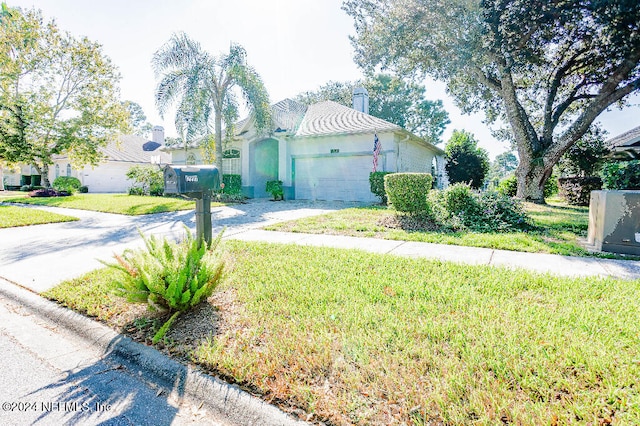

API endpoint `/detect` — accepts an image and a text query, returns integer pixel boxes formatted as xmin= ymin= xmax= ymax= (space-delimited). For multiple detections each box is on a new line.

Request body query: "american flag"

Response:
xmin=372 ymin=133 xmax=381 ymax=172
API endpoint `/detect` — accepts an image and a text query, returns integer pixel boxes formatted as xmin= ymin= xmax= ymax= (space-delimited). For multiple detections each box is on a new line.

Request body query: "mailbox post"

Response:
xmin=164 ymin=165 xmax=221 ymax=246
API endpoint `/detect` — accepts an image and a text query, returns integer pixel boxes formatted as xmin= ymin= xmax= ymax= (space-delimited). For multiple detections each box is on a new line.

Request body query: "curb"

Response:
xmin=0 ymin=279 xmax=307 ymax=426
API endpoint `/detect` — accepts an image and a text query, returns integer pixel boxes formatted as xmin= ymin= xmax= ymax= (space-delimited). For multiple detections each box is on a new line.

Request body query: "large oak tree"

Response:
xmin=0 ymin=4 xmax=129 ymax=187
xmin=344 ymin=0 xmax=640 ymax=202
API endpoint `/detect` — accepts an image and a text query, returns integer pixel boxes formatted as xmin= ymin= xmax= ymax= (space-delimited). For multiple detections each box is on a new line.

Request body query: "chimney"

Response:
xmin=152 ymin=126 xmax=165 ymax=144
xmin=352 ymin=86 xmax=369 ymax=114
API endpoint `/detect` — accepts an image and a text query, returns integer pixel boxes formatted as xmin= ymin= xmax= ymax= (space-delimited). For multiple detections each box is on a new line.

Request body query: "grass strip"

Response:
xmin=0 ymin=205 xmax=78 ymax=228
xmin=44 ymin=240 xmax=640 ymax=425
xmin=4 ymin=193 xmax=204 ymax=215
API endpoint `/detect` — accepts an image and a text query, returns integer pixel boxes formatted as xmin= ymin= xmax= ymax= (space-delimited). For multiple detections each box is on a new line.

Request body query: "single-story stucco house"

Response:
xmin=165 ymin=89 xmax=447 ymax=203
xmin=4 ymin=126 xmax=170 ymax=192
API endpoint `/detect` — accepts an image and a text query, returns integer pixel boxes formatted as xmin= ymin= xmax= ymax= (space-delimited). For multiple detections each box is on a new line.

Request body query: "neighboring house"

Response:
xmin=607 ymin=125 xmax=640 ymax=160
xmin=4 ymin=126 xmax=170 ymax=192
xmin=165 ymin=89 xmax=447 ymax=203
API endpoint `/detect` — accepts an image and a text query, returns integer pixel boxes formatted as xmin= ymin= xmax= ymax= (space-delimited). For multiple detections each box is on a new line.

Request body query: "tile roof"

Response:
xmin=295 ymin=100 xmax=400 ymax=137
xmin=271 ymin=99 xmax=308 ymax=133
xmin=607 ymin=125 xmax=640 ymax=148
xmin=100 ymin=135 xmax=171 ymax=164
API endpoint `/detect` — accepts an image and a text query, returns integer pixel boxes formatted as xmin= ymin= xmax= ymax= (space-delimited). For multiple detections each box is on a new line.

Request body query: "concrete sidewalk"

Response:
xmin=228 ymin=229 xmax=640 ymax=280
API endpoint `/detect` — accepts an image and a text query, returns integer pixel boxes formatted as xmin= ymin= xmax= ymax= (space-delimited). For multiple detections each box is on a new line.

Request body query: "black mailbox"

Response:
xmin=164 ymin=165 xmax=220 ymax=197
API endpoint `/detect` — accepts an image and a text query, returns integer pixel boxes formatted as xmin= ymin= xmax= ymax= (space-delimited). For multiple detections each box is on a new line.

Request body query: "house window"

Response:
xmin=186 ymin=153 xmax=197 ymax=165
xmin=55 ymin=164 xmax=60 ymax=178
xmin=222 ymin=149 xmax=241 ymax=175
xmin=66 ymin=164 xmax=72 ymax=177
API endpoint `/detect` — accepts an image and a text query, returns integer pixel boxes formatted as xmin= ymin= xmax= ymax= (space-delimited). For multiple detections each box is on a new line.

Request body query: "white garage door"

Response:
xmin=294 ymin=156 xmax=377 ymax=202
xmin=82 ymin=166 xmax=130 ymax=193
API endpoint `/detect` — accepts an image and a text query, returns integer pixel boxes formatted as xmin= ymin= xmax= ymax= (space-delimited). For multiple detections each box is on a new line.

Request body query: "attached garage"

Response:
xmin=294 ymin=155 xmax=377 ymax=202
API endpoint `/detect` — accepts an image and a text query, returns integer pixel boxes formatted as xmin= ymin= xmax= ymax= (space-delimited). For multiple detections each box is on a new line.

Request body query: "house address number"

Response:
xmin=185 ymin=175 xmax=199 ymax=182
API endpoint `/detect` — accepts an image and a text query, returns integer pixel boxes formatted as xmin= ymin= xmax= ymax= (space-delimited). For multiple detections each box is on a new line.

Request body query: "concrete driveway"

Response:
xmin=0 ymin=199 xmax=360 ymax=293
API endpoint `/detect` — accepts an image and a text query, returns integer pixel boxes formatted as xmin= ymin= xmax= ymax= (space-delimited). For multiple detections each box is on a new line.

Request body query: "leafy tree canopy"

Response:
xmin=486 ymin=150 xmax=518 ymax=187
xmin=123 ymin=101 xmax=153 ymax=137
xmin=296 ymin=73 xmax=450 ymax=143
xmin=557 ymin=124 xmax=609 ymax=177
xmin=0 ymin=4 xmax=129 ymax=186
xmin=344 ymin=0 xmax=640 ymax=202
xmin=444 ymin=129 xmax=490 ymax=189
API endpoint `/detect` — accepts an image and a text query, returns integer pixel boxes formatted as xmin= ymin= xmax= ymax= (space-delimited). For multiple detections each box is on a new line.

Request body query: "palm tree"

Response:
xmin=152 ymin=33 xmax=271 ymax=176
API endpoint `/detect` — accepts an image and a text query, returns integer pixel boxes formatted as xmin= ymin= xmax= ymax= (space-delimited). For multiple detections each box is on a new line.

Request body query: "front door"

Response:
xmin=250 ymin=138 xmax=279 ymax=198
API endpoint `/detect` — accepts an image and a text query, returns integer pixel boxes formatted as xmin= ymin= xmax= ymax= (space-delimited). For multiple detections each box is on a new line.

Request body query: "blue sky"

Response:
xmin=9 ymin=0 xmax=640 ymax=159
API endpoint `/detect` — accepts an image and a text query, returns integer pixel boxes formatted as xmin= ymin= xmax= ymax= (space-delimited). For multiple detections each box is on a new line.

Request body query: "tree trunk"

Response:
xmin=516 ymin=160 xmax=552 ymax=204
xmin=214 ymin=111 xmax=224 ymax=182
xmin=38 ymin=163 xmax=51 ymax=188
xmin=0 ymin=165 xmax=4 ymax=191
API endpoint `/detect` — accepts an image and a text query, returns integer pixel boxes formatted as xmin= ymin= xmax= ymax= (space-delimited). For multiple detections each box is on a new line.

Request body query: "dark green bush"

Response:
xmin=430 ymin=184 xmax=531 ymax=232
xmin=369 ymin=172 xmax=393 ymax=204
xmin=266 ymin=180 xmax=284 ymax=200
xmin=384 ymin=173 xmax=433 ymax=214
xmin=601 ymin=161 xmax=640 ymax=190
xmin=53 ymin=176 xmax=81 ymax=193
xmin=558 ymin=177 xmax=602 ymax=206
xmin=78 ymin=185 xmax=89 ymax=193
xmin=222 ymin=174 xmax=242 ymax=195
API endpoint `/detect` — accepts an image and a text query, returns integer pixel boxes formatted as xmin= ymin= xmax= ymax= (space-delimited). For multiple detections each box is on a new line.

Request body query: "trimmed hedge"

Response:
xmin=369 ymin=172 xmax=393 ymax=204
xmin=222 ymin=174 xmax=242 ymax=195
xmin=384 ymin=173 xmax=433 ymax=214
xmin=558 ymin=177 xmax=602 ymax=206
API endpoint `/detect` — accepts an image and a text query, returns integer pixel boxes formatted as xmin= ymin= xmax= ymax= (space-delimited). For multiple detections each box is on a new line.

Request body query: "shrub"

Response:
xmin=601 ymin=160 xmax=640 ymax=190
xmin=430 ymin=184 xmax=531 ymax=232
xmin=101 ymin=227 xmax=225 ymax=344
xmin=53 ymin=176 xmax=82 ymax=193
xmin=384 ymin=173 xmax=433 ymax=214
xmin=266 ymin=180 xmax=284 ymax=201
xmin=20 ymin=185 xmax=31 ymax=192
xmin=222 ymin=174 xmax=242 ymax=195
xmin=558 ymin=177 xmax=602 ymax=206
xmin=369 ymin=172 xmax=393 ymax=204
xmin=497 ymin=174 xmax=558 ymax=199
xmin=126 ymin=165 xmax=163 ymax=196
xmin=78 ymin=185 xmax=89 ymax=193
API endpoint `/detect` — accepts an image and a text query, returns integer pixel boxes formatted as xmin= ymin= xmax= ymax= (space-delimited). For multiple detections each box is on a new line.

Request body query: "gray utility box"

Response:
xmin=164 ymin=165 xmax=220 ymax=198
xmin=587 ymin=190 xmax=640 ymax=255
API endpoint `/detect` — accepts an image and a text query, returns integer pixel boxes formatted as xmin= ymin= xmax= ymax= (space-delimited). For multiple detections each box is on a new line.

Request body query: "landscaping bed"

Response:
xmin=265 ymin=200 xmax=595 ymax=257
xmin=44 ymin=240 xmax=640 ymax=425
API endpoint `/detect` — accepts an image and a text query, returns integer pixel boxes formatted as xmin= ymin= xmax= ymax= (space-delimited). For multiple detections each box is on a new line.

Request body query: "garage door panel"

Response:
xmin=295 ymin=156 xmax=376 ymax=202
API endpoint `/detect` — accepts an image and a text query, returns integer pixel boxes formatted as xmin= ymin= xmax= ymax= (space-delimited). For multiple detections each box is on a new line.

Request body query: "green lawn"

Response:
xmin=266 ymin=199 xmax=594 ymax=256
xmin=45 ymin=241 xmax=640 ymax=425
xmin=0 ymin=204 xmax=78 ymax=228
xmin=4 ymin=193 xmax=206 ymax=215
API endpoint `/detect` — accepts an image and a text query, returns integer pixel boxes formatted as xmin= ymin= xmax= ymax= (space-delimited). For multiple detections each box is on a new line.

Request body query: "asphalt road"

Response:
xmin=0 ymin=290 xmax=227 ymax=426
